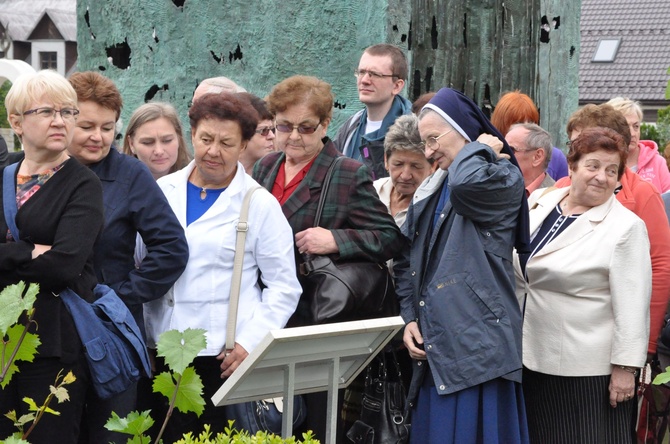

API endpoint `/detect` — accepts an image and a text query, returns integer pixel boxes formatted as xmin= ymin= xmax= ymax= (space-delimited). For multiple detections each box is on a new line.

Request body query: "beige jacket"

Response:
xmin=514 ymin=187 xmax=651 ymax=376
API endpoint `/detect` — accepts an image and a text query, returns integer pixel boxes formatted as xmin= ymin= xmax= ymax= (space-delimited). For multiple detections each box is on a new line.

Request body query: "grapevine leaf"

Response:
xmin=15 ymin=413 xmax=34 ymax=427
xmin=104 ymin=410 xmax=154 ymax=436
xmin=0 ymin=282 xmax=38 ymax=337
xmin=50 ymin=385 xmax=70 ymax=403
xmin=22 ymin=397 xmax=39 ymax=412
xmin=5 ymin=325 xmax=41 ymax=363
xmin=172 ymin=366 xmax=205 ymax=416
xmin=1 ymin=327 xmax=40 ymax=388
xmin=2 ymin=435 xmax=31 ymax=444
xmin=152 ymin=367 xmax=205 ymax=416
xmin=156 ymin=328 xmax=206 ymax=375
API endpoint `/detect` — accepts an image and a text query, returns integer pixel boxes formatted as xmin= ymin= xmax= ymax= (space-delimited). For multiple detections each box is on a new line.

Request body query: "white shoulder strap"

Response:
xmin=225 ymin=185 xmax=263 ymax=351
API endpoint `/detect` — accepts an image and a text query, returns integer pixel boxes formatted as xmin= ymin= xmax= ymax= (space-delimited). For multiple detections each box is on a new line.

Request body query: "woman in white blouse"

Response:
xmin=144 ymin=92 xmax=301 ymax=442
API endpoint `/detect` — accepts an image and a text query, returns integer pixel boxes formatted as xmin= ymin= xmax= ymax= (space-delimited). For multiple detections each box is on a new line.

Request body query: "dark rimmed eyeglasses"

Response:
xmin=255 ymin=127 xmax=275 ymax=137
xmin=354 ymin=69 xmax=399 ymax=80
xmin=275 ymin=122 xmax=321 ymax=135
xmin=23 ymin=107 xmax=79 ymax=121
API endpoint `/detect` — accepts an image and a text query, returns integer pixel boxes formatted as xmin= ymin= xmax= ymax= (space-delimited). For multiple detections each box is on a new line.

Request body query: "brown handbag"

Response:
xmin=298 ymin=157 xmax=398 ymax=325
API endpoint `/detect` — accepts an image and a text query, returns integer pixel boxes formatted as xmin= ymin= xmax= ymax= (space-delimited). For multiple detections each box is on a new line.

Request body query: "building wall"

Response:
xmin=76 ymin=0 xmax=408 ymax=137
xmin=31 ymin=41 xmax=66 ymax=75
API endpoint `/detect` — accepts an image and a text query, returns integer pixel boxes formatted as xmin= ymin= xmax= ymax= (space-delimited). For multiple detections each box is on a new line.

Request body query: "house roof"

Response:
xmin=0 ymin=0 xmax=76 ymax=42
xmin=580 ymin=0 xmax=670 ymax=102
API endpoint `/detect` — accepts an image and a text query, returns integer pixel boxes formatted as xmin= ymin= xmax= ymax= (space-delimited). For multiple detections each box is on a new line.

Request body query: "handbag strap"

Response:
xmin=313 ymin=156 xmax=344 ymax=228
xmin=225 ymin=185 xmax=263 ymax=351
xmin=2 ymin=163 xmax=19 ymax=240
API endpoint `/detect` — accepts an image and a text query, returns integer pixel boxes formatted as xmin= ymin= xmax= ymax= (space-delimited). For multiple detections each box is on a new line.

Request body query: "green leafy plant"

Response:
xmin=641 ymin=123 xmax=661 ymax=148
xmin=0 ymin=282 xmax=40 ymax=387
xmin=105 ymin=329 xmax=319 ymax=444
xmin=173 ymin=422 xmax=319 ymax=444
xmin=105 ymin=328 xmax=207 ymax=444
xmin=4 ymin=370 xmax=77 ymax=441
xmin=1 ymin=281 xmax=77 ymax=443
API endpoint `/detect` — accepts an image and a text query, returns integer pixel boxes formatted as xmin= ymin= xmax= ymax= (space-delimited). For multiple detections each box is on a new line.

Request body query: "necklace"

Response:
xmin=200 ymin=187 xmax=207 ymax=200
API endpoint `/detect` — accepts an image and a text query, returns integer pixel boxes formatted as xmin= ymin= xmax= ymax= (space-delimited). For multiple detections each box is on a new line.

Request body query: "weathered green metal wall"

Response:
xmin=537 ymin=0 xmax=581 ymax=148
xmin=76 ymin=0 xmax=409 ymax=137
xmin=409 ymin=0 xmax=580 ymax=148
xmin=77 ymin=0 xmax=578 ymax=148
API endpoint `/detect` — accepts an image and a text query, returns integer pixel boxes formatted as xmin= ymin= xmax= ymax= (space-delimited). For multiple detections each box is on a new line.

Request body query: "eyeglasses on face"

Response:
xmin=275 ymin=122 xmax=321 ymax=135
xmin=23 ymin=107 xmax=79 ymax=121
xmin=255 ymin=127 xmax=275 ymax=137
xmin=421 ymin=129 xmax=453 ymax=151
xmin=354 ymin=69 xmax=399 ymax=80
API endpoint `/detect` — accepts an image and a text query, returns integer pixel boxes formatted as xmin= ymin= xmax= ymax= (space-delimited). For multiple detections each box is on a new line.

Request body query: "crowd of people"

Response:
xmin=0 ymin=42 xmax=667 ymax=444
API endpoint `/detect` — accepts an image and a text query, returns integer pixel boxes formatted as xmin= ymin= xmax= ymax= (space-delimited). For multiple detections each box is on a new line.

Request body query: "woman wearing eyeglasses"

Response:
xmin=252 ymin=75 xmax=405 ymax=442
xmin=143 ymin=92 xmax=301 ymax=442
xmin=0 ymin=70 xmax=104 ymax=443
xmin=395 ymin=87 xmax=531 ymax=443
xmin=237 ymin=93 xmax=275 ymax=174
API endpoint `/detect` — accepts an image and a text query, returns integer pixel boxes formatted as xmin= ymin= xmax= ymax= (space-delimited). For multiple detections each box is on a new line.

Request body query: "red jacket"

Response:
xmin=555 ymin=168 xmax=670 ymax=353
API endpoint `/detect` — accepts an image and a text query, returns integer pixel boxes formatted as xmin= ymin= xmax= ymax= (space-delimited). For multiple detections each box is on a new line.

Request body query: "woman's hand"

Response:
xmin=295 ymin=227 xmax=338 ymax=255
xmin=403 ymin=321 xmax=427 ymax=360
xmin=608 ymin=366 xmax=636 ymax=407
xmin=217 ymin=343 xmax=249 ymax=378
xmin=477 ymin=133 xmax=510 ymax=160
xmin=31 ymin=244 xmax=52 ymax=259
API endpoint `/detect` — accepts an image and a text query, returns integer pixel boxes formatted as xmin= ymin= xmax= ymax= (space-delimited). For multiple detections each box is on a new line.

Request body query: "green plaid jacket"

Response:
xmin=252 ymin=139 xmax=405 ymax=262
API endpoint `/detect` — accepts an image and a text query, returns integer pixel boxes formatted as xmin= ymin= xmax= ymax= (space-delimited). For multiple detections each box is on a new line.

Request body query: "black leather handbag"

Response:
xmin=346 ymin=351 xmax=410 ymax=444
xmin=298 ymin=157 xmax=398 ymax=325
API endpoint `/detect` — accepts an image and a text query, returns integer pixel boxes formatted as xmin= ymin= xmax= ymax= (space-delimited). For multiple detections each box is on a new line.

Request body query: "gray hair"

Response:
xmin=384 ymin=114 xmax=425 ymax=158
xmin=510 ymin=123 xmax=553 ymax=169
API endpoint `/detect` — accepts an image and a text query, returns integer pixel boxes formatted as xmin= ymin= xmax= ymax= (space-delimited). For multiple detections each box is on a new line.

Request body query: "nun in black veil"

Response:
xmin=393 ymin=87 xmax=530 ymax=443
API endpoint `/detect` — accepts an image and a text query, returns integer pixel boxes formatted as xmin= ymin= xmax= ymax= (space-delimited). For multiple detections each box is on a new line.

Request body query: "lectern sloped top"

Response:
xmin=211 ymin=316 xmax=405 ymax=406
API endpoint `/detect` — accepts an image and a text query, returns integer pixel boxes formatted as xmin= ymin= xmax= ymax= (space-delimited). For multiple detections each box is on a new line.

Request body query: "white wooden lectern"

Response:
xmin=211 ymin=316 xmax=404 ymax=444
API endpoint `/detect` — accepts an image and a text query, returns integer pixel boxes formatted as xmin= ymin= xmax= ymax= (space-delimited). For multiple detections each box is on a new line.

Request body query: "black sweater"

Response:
xmin=0 ymin=158 xmax=103 ymax=362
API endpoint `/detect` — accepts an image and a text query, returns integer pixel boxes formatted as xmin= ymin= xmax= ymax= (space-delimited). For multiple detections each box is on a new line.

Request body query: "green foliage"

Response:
xmin=1 ymin=282 xmax=40 ymax=388
xmin=105 ymin=411 xmax=154 ymax=444
xmin=157 ymin=328 xmax=207 ymax=375
xmin=153 ymin=366 xmax=205 ymax=416
xmin=4 ymin=370 xmax=76 ymax=441
xmin=106 ymin=328 xmax=208 ymax=444
xmin=641 ymin=123 xmax=661 ymax=148
xmin=0 ymin=81 xmax=10 ymax=128
xmin=0 ymin=282 xmax=38 ymax=337
xmin=173 ymin=422 xmax=320 ymax=444
xmin=653 ymin=366 xmax=670 ymax=385
xmin=1 ymin=435 xmax=31 ymax=444
xmin=657 ymin=106 xmax=670 ymax=150
xmin=1 ymin=325 xmax=40 ymax=389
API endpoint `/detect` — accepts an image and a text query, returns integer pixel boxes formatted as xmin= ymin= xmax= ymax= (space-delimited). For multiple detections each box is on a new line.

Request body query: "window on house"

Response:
xmin=592 ymin=38 xmax=621 ymax=62
xmin=39 ymin=51 xmax=57 ymax=69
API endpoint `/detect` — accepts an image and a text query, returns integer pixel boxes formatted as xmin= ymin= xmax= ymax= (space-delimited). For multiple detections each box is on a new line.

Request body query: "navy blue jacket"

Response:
xmin=395 ymin=142 xmax=525 ymax=403
xmin=88 ymin=149 xmax=188 ymax=333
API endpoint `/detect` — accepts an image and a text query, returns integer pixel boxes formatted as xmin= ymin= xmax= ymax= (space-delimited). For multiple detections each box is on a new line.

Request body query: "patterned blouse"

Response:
xmin=6 ymin=160 xmax=68 ymax=242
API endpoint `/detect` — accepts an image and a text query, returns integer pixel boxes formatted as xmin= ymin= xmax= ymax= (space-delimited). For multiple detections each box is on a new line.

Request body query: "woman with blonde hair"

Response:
xmin=122 ymin=102 xmax=191 ymax=180
xmin=0 ymin=70 xmax=104 ymax=443
xmin=606 ymin=97 xmax=670 ymax=192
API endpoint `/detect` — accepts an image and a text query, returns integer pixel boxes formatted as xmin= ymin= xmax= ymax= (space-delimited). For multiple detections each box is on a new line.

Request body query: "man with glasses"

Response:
xmin=504 ymin=123 xmax=555 ymax=196
xmin=333 ymin=44 xmax=412 ymax=179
